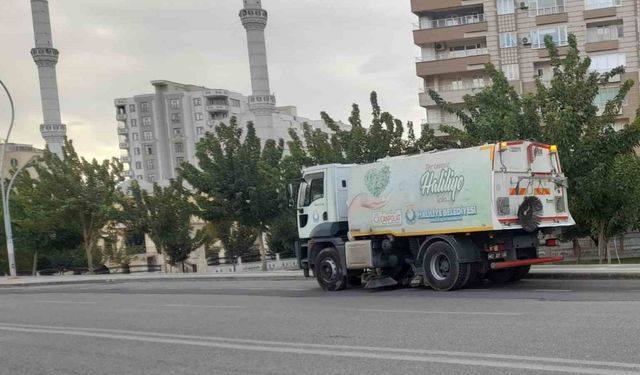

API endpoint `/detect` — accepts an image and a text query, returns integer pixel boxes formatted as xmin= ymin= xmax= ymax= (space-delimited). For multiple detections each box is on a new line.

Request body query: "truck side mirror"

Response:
xmin=287 ymin=183 xmax=295 ymax=208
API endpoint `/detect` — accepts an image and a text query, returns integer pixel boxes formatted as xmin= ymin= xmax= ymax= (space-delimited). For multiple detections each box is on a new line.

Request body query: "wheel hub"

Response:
xmin=430 ymin=254 xmax=451 ymax=281
xmin=320 ymin=258 xmax=338 ymax=282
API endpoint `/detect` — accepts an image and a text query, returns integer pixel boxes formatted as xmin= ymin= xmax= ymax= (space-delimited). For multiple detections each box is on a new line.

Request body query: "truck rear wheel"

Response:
xmin=314 ymin=247 xmax=347 ymax=291
xmin=423 ymin=242 xmax=469 ymax=291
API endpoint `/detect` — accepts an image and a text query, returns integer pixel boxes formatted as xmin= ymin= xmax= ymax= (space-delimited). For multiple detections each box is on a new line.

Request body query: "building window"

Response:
xmin=176 ymin=157 xmax=184 ymax=165
xmin=145 ymin=146 xmax=153 ymax=155
xmin=10 ymin=158 xmax=18 ymax=169
xmin=135 ymin=161 xmax=142 ymax=170
xmin=137 ymin=175 xmax=143 ymax=180
xmin=594 ymin=87 xmax=626 ymax=109
xmin=531 ymin=25 xmax=568 ymax=49
xmin=129 ymin=104 xmax=136 ymax=113
xmin=134 ymin=147 xmax=141 ymax=155
xmin=132 ymin=133 xmax=139 ymax=141
xmin=193 ymin=98 xmax=202 ymax=106
xmin=590 ymin=53 xmax=626 ymax=73
xmin=196 ymin=127 xmax=204 ymax=135
xmin=451 ymin=77 xmax=463 ymax=91
xmin=170 ymin=99 xmax=180 ymax=109
xmin=140 ymin=102 xmax=149 ymax=113
xmin=195 ymin=112 xmax=203 ymax=121
xmin=497 ymin=0 xmax=515 ymax=14
xmin=585 ymin=0 xmax=621 ymax=10
xmin=148 ymin=174 xmax=156 ymax=183
xmin=173 ymin=128 xmax=182 ymax=136
xmin=131 ymin=119 xmax=137 ymax=127
xmin=142 ymin=117 xmax=151 ymax=127
xmin=171 ymin=113 xmax=181 ymax=123
xmin=174 ymin=142 xmax=184 ymax=153
xmin=587 ymin=24 xmax=623 ymax=43
xmin=473 ymin=75 xmax=485 ymax=88
xmin=529 ymin=0 xmax=565 ymax=16
xmin=499 ymin=32 xmax=517 ymax=48
xmin=146 ymin=160 xmax=154 ymax=170
xmin=143 ymin=131 xmax=153 ymax=141
xmin=229 ymin=98 xmax=241 ymax=107
xmin=502 ymin=64 xmax=520 ymax=80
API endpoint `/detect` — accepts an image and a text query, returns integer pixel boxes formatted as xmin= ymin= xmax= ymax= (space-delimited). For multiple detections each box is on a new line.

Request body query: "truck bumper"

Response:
xmin=491 ymin=256 xmax=564 ymax=270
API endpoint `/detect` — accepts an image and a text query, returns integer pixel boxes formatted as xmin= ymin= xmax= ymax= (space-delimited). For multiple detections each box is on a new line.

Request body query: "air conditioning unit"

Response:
xmin=435 ymin=43 xmax=446 ymax=51
xmin=521 ymin=36 xmax=531 ymax=46
xmin=519 ymin=1 xmax=529 ymax=9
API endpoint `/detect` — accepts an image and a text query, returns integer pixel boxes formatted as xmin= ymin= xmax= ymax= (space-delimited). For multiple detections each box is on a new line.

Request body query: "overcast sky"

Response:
xmin=0 ymin=0 xmax=423 ymax=161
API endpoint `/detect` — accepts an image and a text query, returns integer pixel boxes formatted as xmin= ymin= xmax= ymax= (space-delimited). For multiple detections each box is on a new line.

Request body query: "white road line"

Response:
xmin=357 ymin=309 xmax=523 ymax=316
xmin=143 ymin=304 xmax=244 ymax=309
xmin=0 ymin=324 xmax=637 ymax=375
xmin=33 ymin=300 xmax=97 ymax=305
xmin=0 ymin=322 xmax=638 ymax=372
xmin=533 ymin=289 xmax=572 ymax=293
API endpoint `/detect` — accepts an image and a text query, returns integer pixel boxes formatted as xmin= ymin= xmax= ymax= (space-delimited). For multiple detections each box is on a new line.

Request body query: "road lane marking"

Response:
xmin=142 ymin=304 xmax=244 ymax=309
xmin=533 ymin=289 xmax=572 ymax=293
xmin=34 ymin=300 xmax=97 ymax=305
xmin=357 ymin=309 xmax=523 ymax=316
xmin=0 ymin=323 xmax=637 ymax=375
xmin=0 ymin=323 xmax=640 ymax=375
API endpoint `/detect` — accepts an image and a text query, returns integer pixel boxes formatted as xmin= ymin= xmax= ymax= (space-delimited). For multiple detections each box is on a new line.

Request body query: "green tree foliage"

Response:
xmin=180 ymin=118 xmax=285 ymax=269
xmin=208 ymin=221 xmax=259 ymax=261
xmin=128 ymin=179 xmax=205 ymax=267
xmin=11 ymin=140 xmax=123 ymax=273
xmin=428 ymin=63 xmax=541 ymax=146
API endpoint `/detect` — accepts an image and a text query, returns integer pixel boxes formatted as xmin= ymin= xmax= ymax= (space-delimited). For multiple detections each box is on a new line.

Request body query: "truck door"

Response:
xmin=297 ymin=171 xmax=327 ymax=239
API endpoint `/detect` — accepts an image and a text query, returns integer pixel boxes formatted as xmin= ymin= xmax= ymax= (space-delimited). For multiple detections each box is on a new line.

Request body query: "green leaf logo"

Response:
xmin=365 ymin=165 xmax=390 ymax=197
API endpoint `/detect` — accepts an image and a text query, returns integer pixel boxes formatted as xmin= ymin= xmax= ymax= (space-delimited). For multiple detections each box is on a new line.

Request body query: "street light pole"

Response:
xmin=0 ymin=80 xmax=17 ymax=278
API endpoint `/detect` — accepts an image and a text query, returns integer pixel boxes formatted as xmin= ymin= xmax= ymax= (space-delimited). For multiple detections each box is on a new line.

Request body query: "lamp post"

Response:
xmin=0 ymin=80 xmax=17 ymax=278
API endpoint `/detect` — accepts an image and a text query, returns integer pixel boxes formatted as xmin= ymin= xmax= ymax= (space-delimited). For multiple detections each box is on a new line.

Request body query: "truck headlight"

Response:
xmin=497 ymin=197 xmax=510 ymax=216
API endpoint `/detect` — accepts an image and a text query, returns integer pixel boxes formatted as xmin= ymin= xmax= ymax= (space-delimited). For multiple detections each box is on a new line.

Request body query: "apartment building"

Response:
xmin=115 ymin=80 xmax=340 ymax=184
xmin=411 ymin=0 xmax=639 ymax=133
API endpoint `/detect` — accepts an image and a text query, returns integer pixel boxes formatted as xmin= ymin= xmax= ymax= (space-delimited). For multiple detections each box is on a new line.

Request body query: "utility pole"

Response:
xmin=0 ymin=80 xmax=17 ymax=278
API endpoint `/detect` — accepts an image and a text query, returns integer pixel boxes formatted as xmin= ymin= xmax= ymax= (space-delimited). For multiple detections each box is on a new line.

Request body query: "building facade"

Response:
xmin=411 ymin=0 xmax=639 ymax=133
xmin=0 ymin=143 xmax=43 ymax=179
xmin=115 ymin=81 xmax=337 ymax=184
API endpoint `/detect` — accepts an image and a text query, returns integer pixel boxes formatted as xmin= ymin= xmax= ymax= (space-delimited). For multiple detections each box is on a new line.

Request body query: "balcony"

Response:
xmin=419 ymin=82 xmax=488 ymax=107
xmin=413 ymin=15 xmax=487 ymax=45
xmin=206 ymin=104 xmax=229 ymax=112
xmin=203 ymin=89 xmax=229 ymax=98
xmin=122 ymin=170 xmax=134 ymax=178
xmin=114 ymin=99 xmax=127 ymax=106
xmin=116 ymin=113 xmax=127 ymax=121
xmin=584 ymin=0 xmax=619 ymax=19
xmin=411 ymin=0 xmax=468 ymax=13
xmin=117 ymin=126 xmax=129 ymax=135
xmin=416 ymin=48 xmax=489 ymax=76
xmin=532 ymin=6 xmax=568 ymax=26
xmin=119 ymin=142 xmax=130 ymax=149
xmin=120 ymin=156 xmax=131 ymax=163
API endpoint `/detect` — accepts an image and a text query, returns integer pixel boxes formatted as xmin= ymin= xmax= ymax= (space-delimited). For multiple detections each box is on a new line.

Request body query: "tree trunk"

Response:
xmin=597 ymin=222 xmax=605 ymax=264
xmin=258 ymin=232 xmax=267 ymax=272
xmin=572 ymin=238 xmax=581 ymax=264
xmin=31 ymin=250 xmax=38 ymax=276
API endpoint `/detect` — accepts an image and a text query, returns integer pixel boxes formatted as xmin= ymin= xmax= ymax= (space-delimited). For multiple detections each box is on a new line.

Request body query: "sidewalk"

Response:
xmin=1 ymin=265 xmax=640 ymax=288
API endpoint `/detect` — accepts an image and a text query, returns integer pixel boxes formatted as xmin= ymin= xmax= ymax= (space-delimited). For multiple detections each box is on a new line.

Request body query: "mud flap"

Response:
xmin=364 ymin=276 xmax=398 ymax=289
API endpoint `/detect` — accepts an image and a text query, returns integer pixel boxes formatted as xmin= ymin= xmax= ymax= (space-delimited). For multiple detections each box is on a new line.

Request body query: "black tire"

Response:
xmin=462 ymin=262 xmax=480 ymax=287
xmin=423 ymin=241 xmax=469 ymax=291
xmin=487 ymin=268 xmax=516 ymax=283
xmin=510 ymin=265 xmax=531 ymax=281
xmin=314 ymin=247 xmax=347 ymax=291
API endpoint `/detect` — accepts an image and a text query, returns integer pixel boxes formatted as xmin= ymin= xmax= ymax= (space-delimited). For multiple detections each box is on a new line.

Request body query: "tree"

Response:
xmin=180 ymin=118 xmax=285 ymax=271
xmin=128 ymin=179 xmax=205 ymax=269
xmin=536 ymin=34 xmax=640 ymax=263
xmin=11 ymin=140 xmax=123 ymax=273
xmin=208 ymin=221 xmax=259 ymax=262
xmin=428 ymin=63 xmax=541 ymax=146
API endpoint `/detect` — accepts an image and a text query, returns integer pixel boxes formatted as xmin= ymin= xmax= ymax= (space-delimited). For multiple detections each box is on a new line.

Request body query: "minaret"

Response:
xmin=30 ymin=0 xmax=66 ymax=158
xmin=239 ymin=0 xmax=276 ymax=140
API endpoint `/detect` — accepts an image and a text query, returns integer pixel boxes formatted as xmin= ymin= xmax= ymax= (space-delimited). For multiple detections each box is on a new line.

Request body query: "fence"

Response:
xmin=208 ymin=254 xmax=298 ymax=273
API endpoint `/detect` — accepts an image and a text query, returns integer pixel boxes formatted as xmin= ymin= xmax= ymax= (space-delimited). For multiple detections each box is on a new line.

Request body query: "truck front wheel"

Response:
xmin=314 ymin=247 xmax=347 ymax=291
xmin=423 ymin=242 xmax=469 ymax=291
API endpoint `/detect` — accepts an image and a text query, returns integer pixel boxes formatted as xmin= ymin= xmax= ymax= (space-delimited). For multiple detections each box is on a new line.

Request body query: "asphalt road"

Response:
xmin=1 ymin=278 xmax=639 ymax=375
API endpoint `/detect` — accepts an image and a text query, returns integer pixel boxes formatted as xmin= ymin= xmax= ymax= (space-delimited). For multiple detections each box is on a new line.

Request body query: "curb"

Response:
xmin=525 ymin=272 xmax=640 ymax=280
xmin=0 ymin=274 xmax=307 ymax=288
